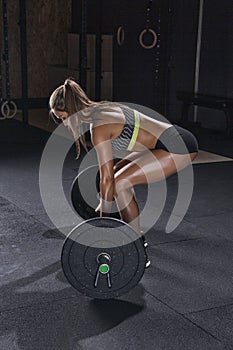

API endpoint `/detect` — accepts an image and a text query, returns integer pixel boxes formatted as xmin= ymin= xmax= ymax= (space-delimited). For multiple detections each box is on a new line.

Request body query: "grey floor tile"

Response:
xmin=0 ymin=178 xmax=76 ymax=217
xmin=0 ymin=197 xmax=77 ymax=310
xmin=143 ymin=236 xmax=233 ymax=313
xmin=185 ymin=212 xmax=233 ymax=241
xmin=186 ymin=304 xmax=233 ymax=348
xmin=184 ymin=163 xmax=233 ymax=219
xmin=0 ymin=291 xmax=224 ymax=350
xmin=142 ymin=213 xmax=204 ymax=245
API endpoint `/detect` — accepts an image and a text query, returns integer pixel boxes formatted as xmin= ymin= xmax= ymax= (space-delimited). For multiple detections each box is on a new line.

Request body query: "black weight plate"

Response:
xmin=71 ymin=165 xmax=120 ymax=220
xmin=61 ymin=217 xmax=146 ymax=299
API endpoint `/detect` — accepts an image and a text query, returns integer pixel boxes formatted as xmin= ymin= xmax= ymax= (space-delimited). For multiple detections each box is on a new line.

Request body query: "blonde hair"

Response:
xmin=49 ymin=78 xmax=100 ymax=158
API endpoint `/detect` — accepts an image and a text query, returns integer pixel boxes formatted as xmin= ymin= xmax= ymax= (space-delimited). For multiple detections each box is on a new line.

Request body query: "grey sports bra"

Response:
xmin=111 ymin=106 xmax=140 ymax=151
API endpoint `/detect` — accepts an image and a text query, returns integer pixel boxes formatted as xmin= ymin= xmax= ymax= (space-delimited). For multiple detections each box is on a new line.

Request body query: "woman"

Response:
xmin=49 ymin=79 xmax=198 ymax=257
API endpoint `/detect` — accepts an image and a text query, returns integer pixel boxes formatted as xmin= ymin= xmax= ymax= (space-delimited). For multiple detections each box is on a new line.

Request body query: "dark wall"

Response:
xmin=197 ymin=0 xmax=233 ymax=129
xmin=71 ymin=0 xmax=171 ymax=113
xmin=167 ymin=0 xmax=233 ymax=128
xmin=1 ymin=0 xmax=231 ymax=130
xmin=112 ymin=0 xmax=167 ymax=111
xmin=166 ymin=0 xmax=199 ymax=120
xmin=199 ymin=0 xmax=233 ymax=97
xmin=0 ymin=0 xmax=71 ymax=99
xmin=72 ymin=0 xmax=233 ymax=130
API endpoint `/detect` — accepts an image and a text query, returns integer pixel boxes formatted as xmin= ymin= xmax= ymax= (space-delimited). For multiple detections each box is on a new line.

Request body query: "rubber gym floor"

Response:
xmin=1 ymin=118 xmax=233 ymax=350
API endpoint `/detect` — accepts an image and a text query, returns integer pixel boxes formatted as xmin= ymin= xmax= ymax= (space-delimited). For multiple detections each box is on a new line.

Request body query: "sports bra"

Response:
xmin=111 ymin=106 xmax=140 ymax=151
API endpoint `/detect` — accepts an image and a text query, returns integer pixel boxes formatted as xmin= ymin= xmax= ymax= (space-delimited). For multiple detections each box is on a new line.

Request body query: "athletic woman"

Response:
xmin=49 ymin=79 xmax=198 ymax=266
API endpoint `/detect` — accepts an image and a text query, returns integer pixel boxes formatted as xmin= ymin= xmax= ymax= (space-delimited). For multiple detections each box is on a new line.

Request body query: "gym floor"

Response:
xmin=1 ymin=116 xmax=233 ymax=350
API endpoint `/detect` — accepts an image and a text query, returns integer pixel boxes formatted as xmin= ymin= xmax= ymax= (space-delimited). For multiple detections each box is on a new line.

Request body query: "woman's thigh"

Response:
xmin=113 ymin=152 xmax=143 ymax=173
xmin=114 ymin=149 xmax=197 ymax=187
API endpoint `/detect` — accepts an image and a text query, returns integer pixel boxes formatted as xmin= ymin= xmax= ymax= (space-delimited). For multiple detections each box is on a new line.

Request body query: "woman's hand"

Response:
xmin=95 ymin=198 xmax=113 ymax=217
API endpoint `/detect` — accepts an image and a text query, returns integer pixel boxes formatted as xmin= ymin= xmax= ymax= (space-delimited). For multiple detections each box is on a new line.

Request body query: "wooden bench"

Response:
xmin=177 ymin=92 xmax=233 ymax=136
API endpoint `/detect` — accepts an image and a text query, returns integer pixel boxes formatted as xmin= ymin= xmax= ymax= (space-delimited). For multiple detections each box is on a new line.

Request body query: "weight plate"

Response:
xmin=71 ymin=165 xmax=120 ymax=220
xmin=61 ymin=217 xmax=146 ymax=299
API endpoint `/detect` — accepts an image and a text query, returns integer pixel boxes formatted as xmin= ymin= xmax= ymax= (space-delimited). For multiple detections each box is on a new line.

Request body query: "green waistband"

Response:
xmin=127 ymin=110 xmax=140 ymax=151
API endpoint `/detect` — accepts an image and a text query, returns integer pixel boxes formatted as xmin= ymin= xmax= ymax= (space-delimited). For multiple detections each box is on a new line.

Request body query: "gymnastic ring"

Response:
xmin=1 ymin=100 xmax=18 ymax=119
xmin=0 ymin=101 xmax=10 ymax=119
xmin=117 ymin=26 xmax=125 ymax=46
xmin=139 ymin=28 xmax=157 ymax=49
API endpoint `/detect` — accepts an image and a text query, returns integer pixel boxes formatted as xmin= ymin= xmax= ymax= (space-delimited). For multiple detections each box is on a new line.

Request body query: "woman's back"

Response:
xmin=90 ymin=103 xmax=172 ymax=152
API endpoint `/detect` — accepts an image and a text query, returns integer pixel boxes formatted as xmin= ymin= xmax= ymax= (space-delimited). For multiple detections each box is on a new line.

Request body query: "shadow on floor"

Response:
xmin=1 ymin=261 xmax=146 ymax=350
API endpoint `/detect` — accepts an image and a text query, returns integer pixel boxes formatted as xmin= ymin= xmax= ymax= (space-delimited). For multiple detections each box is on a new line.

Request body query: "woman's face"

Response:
xmin=53 ymin=110 xmax=69 ymax=125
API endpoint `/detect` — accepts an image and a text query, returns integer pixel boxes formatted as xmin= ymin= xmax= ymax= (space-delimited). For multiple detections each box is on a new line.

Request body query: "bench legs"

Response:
xmin=223 ymin=108 xmax=233 ymax=137
xmin=180 ymin=102 xmax=233 ymax=137
xmin=181 ymin=102 xmax=191 ymax=121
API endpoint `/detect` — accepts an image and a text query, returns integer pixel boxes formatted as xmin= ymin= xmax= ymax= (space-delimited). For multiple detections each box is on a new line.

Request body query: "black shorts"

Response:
xmin=155 ymin=125 xmax=198 ymax=154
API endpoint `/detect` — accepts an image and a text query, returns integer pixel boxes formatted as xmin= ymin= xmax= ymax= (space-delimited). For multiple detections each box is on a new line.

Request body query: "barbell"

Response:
xmin=61 ymin=165 xmax=147 ymax=299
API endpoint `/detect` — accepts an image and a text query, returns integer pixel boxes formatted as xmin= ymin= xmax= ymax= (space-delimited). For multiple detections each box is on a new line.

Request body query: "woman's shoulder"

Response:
xmin=93 ymin=102 xmax=123 ymax=112
xmin=90 ymin=103 xmax=126 ymax=141
xmin=91 ymin=102 xmax=125 ymax=121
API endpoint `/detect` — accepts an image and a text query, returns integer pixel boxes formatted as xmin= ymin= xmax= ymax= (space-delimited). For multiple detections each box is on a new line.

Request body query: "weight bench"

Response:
xmin=177 ymin=92 xmax=233 ymax=136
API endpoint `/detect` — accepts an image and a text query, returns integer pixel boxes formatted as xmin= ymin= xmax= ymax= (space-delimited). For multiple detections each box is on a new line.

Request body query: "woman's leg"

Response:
xmin=113 ymin=153 xmax=141 ymax=201
xmin=113 ymin=152 xmax=143 ymax=173
xmin=114 ymin=149 xmax=197 ymax=233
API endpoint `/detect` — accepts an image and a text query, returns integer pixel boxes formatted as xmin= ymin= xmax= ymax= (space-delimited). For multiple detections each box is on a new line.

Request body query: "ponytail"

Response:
xmin=49 ymin=78 xmax=97 ymax=158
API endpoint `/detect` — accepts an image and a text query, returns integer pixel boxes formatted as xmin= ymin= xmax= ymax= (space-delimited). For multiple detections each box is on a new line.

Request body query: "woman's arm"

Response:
xmin=91 ymin=124 xmax=115 ymax=217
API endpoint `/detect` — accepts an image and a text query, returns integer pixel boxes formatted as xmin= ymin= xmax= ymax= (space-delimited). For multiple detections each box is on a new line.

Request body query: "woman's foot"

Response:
xmin=145 ymin=250 xmax=151 ymax=268
xmin=141 ymin=235 xmax=150 ymax=268
xmin=141 ymin=234 xmax=148 ymax=248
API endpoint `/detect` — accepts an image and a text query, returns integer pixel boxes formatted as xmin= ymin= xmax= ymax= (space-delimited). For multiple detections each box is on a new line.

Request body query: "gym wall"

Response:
xmin=71 ymin=0 xmax=171 ymax=113
xmin=0 ymin=0 xmax=21 ymax=98
xmin=197 ymin=0 xmax=233 ymax=130
xmin=165 ymin=0 xmax=199 ymax=120
xmin=168 ymin=0 xmax=233 ymax=129
xmin=0 ymin=0 xmax=71 ymax=99
xmin=1 ymin=0 xmax=232 ymax=131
